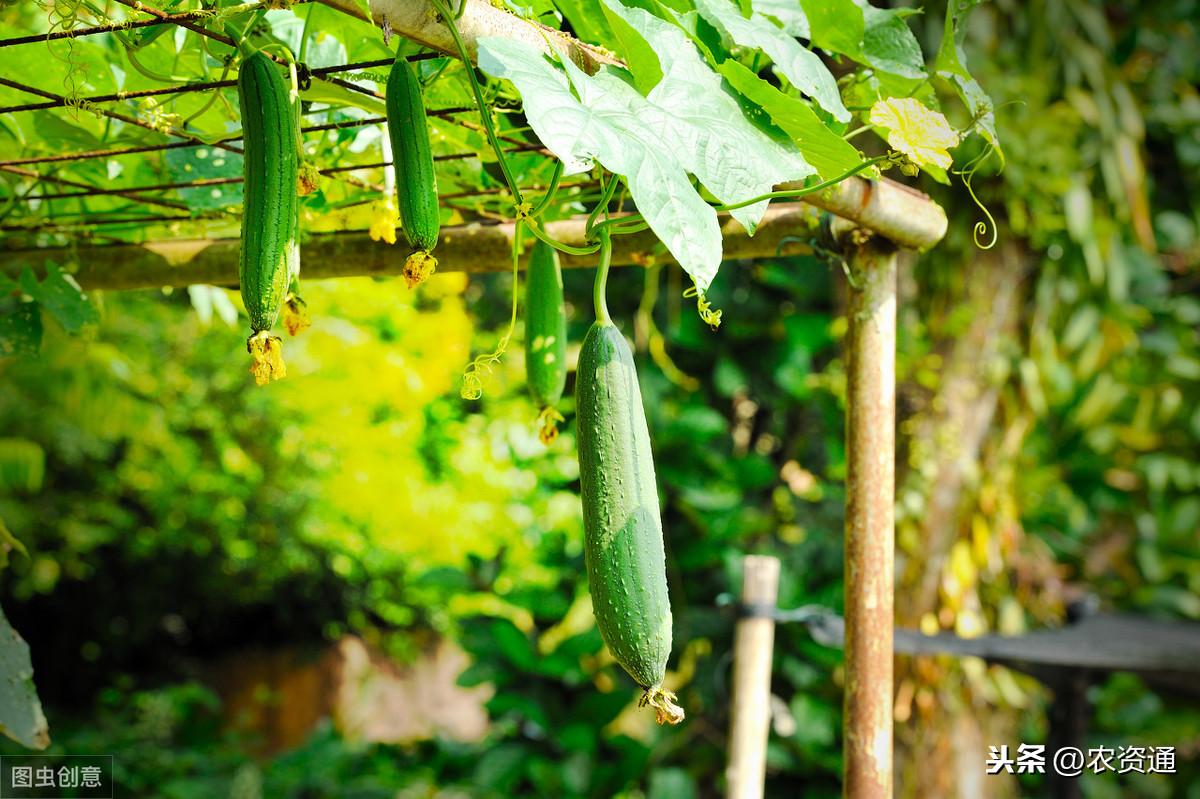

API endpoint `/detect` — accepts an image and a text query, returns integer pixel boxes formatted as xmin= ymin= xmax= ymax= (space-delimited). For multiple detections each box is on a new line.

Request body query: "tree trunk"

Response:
xmin=893 ymin=242 xmax=1028 ymax=799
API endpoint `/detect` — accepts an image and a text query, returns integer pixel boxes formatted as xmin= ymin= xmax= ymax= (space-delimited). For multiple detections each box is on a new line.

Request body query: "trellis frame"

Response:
xmin=0 ymin=3 xmax=945 ymax=796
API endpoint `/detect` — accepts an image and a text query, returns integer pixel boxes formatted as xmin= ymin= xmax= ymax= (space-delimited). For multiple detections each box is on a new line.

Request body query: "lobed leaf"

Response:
xmin=479 ymin=1 xmax=820 ymax=293
xmin=695 ymin=0 xmax=851 ymax=122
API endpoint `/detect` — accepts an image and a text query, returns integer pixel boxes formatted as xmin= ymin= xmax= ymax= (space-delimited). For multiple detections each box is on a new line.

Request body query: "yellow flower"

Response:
xmin=247 ymin=332 xmax=286 ymax=386
xmin=297 ymin=162 xmax=321 ymax=196
xmin=368 ymin=199 xmax=397 ymax=245
xmin=869 ymin=97 xmax=958 ymax=171
xmin=282 ymin=292 xmax=311 ymax=336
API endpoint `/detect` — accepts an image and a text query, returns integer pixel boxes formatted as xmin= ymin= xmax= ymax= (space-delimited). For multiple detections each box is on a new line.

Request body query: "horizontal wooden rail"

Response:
xmin=1 ymin=203 xmax=819 ymax=291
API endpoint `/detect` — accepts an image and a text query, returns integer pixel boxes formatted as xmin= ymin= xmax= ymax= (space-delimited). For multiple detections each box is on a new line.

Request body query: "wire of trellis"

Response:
xmin=0 ymin=176 xmax=592 ymax=233
xmin=0 ymin=100 xmax=550 ymax=206
xmin=438 ymin=179 xmax=597 ymax=203
xmin=12 ymin=142 xmax=554 ymax=203
xmin=0 ymin=1 xmax=563 ymax=230
xmin=0 ymin=165 xmax=190 ymax=212
xmin=111 ymin=0 xmax=239 ymax=47
xmin=0 ymin=213 xmax=225 ymax=232
xmin=0 ymin=78 xmax=236 ymax=116
xmin=0 ymin=2 xmax=274 ymax=49
xmin=107 ymin=0 xmax=446 ymax=77
xmin=0 ymin=53 xmax=443 ymax=116
xmin=0 ymin=111 xmax=407 ymax=167
xmin=0 ymin=102 xmax=486 ymax=167
xmin=0 ymin=77 xmax=246 ymax=156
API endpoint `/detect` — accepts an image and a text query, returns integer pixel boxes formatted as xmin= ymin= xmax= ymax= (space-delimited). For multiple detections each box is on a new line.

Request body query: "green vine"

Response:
xmin=592 ymin=228 xmax=613 ymax=326
xmin=952 ymin=142 xmax=1000 ymax=250
xmin=428 ymin=0 xmax=522 ymax=207
xmin=460 ymin=219 xmax=526 ymax=400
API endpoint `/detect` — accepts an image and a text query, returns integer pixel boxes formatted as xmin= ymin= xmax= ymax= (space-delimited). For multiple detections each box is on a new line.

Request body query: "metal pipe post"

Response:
xmin=843 ymin=237 xmax=898 ymax=799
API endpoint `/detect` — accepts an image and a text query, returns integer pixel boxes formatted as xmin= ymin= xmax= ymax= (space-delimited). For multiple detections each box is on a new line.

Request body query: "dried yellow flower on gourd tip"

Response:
xmin=868 ymin=97 xmax=959 ymax=171
xmin=297 ymin=162 xmax=321 ymax=196
xmin=536 ymin=406 xmax=565 ymax=445
xmin=640 ymin=687 xmax=685 ymax=726
xmin=247 ymin=331 xmax=286 ymax=386
xmin=403 ymin=250 xmax=438 ymax=289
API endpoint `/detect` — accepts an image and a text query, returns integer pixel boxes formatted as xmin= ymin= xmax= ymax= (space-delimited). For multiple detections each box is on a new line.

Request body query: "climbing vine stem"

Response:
xmin=593 ymin=228 xmax=613 ymax=326
xmin=460 ymin=219 xmax=526 ymax=400
xmin=953 ymin=142 xmax=999 ymax=250
xmin=428 ymin=0 xmax=522 ymax=207
xmin=526 ymin=220 xmax=600 ymax=256
xmin=585 ymin=171 xmax=619 ymax=237
xmin=528 ymin=159 xmax=563 ymax=218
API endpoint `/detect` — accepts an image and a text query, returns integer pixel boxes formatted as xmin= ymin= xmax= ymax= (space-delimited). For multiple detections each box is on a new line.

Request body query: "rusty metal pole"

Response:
xmin=843 ymin=235 xmax=898 ymax=799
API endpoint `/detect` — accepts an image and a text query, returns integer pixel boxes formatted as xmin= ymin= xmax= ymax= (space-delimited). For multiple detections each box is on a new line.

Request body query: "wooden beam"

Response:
xmin=797 ymin=178 xmax=947 ymax=253
xmin=1 ymin=204 xmax=819 ymax=291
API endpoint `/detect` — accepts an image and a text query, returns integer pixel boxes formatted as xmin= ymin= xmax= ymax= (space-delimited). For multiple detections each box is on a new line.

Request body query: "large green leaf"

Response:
xmin=0 ymin=276 xmax=42 ymax=357
xmin=0 ymin=438 xmax=44 ymax=495
xmin=859 ymin=3 xmax=926 ymax=79
xmin=597 ymin=0 xmax=664 ymax=94
xmin=718 ymin=61 xmax=863 ymax=180
xmin=556 ymin=0 xmax=621 ymax=46
xmin=18 ymin=264 xmax=98 ymax=334
xmin=799 ymin=0 xmax=864 ymax=58
xmin=934 ymin=0 xmax=998 ymax=146
xmin=751 ymin=0 xmax=809 ymax=37
xmin=166 ymin=145 xmax=244 ymax=211
xmin=761 ymin=0 xmax=925 ymax=81
xmin=0 ymin=603 xmax=49 ymax=750
xmin=267 ymin=7 xmax=348 ymax=69
xmin=478 ymin=6 xmax=814 ymax=292
xmin=694 ymin=0 xmax=850 ymax=122
xmin=477 ymin=37 xmax=720 ymax=288
xmin=601 ymin=0 xmax=814 ymax=230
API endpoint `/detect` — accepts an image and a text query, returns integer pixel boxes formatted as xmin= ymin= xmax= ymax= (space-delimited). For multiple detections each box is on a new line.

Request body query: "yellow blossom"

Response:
xmin=536 ymin=406 xmax=564 ymax=445
xmin=368 ymin=199 xmax=398 ymax=245
xmin=297 ymin=162 xmax=321 ymax=196
xmin=282 ymin=292 xmax=311 ymax=336
xmin=869 ymin=97 xmax=958 ymax=170
xmin=247 ymin=332 xmax=286 ymax=386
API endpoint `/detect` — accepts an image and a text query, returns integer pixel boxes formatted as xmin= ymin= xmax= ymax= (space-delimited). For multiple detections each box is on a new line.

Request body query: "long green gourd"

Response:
xmin=386 ymin=54 xmax=439 ymax=288
xmin=238 ymin=52 xmax=298 ymax=385
xmin=575 ymin=231 xmax=683 ymax=724
xmin=524 ymin=239 xmax=567 ymax=444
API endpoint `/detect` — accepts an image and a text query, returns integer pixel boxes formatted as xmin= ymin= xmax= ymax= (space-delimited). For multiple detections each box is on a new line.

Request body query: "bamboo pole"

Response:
xmin=0 ymin=203 xmax=819 ymax=290
xmin=782 ymin=177 xmax=948 ymax=253
xmin=842 ymin=237 xmax=898 ymax=799
xmin=726 ymin=555 xmax=781 ymax=799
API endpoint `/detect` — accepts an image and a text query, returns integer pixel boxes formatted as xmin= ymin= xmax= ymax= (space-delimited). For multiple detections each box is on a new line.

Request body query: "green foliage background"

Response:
xmin=0 ymin=0 xmax=1198 ymax=797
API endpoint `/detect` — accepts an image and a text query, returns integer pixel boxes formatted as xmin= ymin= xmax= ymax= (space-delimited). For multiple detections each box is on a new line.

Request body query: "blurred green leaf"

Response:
xmin=18 ymin=264 xmax=97 ymax=334
xmin=0 ymin=604 xmax=48 ymax=750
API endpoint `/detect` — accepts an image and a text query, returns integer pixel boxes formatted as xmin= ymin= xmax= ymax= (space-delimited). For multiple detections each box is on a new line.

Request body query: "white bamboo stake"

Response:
xmin=726 ymin=555 xmax=782 ymax=799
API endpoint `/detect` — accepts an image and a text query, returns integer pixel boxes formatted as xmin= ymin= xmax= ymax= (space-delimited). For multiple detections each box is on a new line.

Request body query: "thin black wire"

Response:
xmin=0 ymin=103 xmax=473 ymax=168
xmin=0 ymin=3 xmax=551 ymax=232
xmin=10 ymin=142 xmax=556 ymax=203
